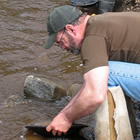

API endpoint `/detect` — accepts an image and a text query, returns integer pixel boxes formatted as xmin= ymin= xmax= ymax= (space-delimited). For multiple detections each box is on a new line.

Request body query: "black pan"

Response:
xmin=25 ymin=123 xmax=88 ymax=139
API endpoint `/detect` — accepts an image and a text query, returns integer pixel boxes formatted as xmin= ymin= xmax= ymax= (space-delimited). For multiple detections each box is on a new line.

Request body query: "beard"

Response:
xmin=65 ymin=32 xmax=81 ymax=55
xmin=66 ymin=47 xmax=80 ymax=55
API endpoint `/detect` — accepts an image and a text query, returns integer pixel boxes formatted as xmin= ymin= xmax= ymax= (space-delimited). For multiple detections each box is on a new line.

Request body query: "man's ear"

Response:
xmin=65 ymin=24 xmax=76 ymax=35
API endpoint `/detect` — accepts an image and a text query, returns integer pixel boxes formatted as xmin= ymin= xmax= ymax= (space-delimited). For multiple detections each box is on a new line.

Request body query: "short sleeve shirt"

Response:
xmin=81 ymin=12 xmax=140 ymax=73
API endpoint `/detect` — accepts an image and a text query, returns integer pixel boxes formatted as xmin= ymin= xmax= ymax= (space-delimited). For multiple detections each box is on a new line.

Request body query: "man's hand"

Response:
xmin=46 ymin=112 xmax=72 ymax=136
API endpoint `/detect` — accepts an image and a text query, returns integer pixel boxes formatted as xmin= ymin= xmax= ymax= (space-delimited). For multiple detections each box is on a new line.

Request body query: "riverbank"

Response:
xmin=122 ymin=0 xmax=140 ymax=12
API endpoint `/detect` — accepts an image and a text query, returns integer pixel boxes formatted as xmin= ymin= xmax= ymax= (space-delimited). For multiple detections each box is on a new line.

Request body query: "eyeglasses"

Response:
xmin=56 ymin=29 xmax=65 ymax=48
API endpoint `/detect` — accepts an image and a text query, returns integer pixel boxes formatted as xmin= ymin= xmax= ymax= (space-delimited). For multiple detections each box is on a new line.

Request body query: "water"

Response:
xmin=0 ymin=1 xmax=140 ymax=140
xmin=0 ymin=1 xmax=84 ymax=139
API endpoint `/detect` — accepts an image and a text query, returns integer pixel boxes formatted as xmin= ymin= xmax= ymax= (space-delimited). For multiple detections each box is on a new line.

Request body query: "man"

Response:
xmin=70 ymin=0 xmax=115 ymax=14
xmin=44 ymin=5 xmax=140 ymax=136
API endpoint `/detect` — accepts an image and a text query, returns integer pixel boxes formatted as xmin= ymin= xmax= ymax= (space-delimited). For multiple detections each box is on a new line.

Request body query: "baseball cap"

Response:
xmin=70 ymin=0 xmax=98 ymax=7
xmin=44 ymin=5 xmax=82 ymax=49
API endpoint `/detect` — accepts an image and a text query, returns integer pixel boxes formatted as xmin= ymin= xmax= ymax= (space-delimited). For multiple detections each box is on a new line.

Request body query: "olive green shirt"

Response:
xmin=81 ymin=12 xmax=140 ymax=73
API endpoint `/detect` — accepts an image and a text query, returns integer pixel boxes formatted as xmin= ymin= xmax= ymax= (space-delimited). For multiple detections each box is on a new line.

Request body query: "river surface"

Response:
xmin=1 ymin=1 xmax=140 ymax=140
xmin=0 ymin=1 xmax=86 ymax=140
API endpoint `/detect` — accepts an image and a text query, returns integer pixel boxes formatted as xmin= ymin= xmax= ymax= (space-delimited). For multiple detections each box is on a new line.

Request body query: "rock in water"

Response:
xmin=79 ymin=127 xmax=95 ymax=140
xmin=24 ymin=75 xmax=67 ymax=101
xmin=68 ymin=83 xmax=82 ymax=97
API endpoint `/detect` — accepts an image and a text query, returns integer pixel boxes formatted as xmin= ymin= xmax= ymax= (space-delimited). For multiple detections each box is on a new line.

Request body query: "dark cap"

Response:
xmin=44 ymin=5 xmax=82 ymax=49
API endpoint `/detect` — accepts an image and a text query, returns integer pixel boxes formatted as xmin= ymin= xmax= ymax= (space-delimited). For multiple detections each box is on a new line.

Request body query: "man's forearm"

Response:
xmin=60 ymin=67 xmax=109 ymax=123
xmin=60 ymin=85 xmax=105 ymax=123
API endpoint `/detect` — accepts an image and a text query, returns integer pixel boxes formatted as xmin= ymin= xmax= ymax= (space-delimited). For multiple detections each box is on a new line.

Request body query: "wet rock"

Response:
xmin=68 ymin=83 xmax=82 ymax=97
xmin=79 ymin=127 xmax=95 ymax=140
xmin=24 ymin=75 xmax=67 ymax=101
xmin=133 ymin=102 xmax=140 ymax=110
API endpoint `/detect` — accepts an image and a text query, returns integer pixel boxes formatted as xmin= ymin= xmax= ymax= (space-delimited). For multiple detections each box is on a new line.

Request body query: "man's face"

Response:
xmin=55 ymin=29 xmax=81 ymax=55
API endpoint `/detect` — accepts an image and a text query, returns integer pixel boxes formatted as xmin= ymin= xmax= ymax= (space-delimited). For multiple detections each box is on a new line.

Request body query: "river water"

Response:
xmin=1 ymin=1 xmax=140 ymax=140
xmin=0 ymin=0 xmax=85 ymax=140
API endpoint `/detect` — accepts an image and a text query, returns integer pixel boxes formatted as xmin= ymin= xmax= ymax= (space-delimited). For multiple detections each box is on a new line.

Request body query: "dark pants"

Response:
xmin=70 ymin=0 xmax=116 ymax=14
xmin=98 ymin=0 xmax=115 ymax=13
